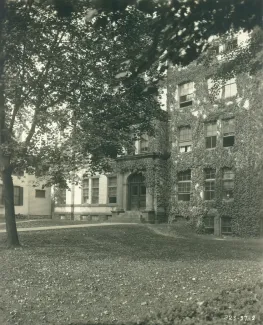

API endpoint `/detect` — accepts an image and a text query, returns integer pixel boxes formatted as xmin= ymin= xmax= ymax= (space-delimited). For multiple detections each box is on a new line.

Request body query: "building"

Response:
xmin=54 ymin=121 xmax=170 ymax=223
xmin=54 ymin=32 xmax=263 ymax=236
xmin=0 ymin=174 xmax=52 ymax=220
xmin=167 ymin=32 xmax=262 ymax=237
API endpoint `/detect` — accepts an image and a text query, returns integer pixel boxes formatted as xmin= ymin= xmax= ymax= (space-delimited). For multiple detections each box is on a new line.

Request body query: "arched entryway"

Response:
xmin=127 ymin=173 xmax=146 ymax=210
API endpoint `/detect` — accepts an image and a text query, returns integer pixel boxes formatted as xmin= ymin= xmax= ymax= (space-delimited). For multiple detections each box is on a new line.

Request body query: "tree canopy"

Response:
xmin=4 ymin=2 xmax=164 ymax=185
xmin=44 ymin=0 xmax=262 ymax=80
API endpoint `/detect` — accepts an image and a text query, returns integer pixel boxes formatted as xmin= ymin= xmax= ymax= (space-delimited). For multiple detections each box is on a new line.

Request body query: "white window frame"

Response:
xmin=178 ymin=170 xmax=191 ymax=201
xmin=223 ymin=118 xmax=235 ymax=147
xmin=223 ymin=168 xmax=234 ymax=200
xmin=108 ymin=176 xmax=117 ymax=204
xmin=179 ymin=126 xmax=192 ymax=153
xmin=204 ymin=169 xmax=216 ymax=201
xmin=91 ymin=178 xmax=99 ymax=204
xmin=205 ymin=122 xmax=217 ymax=149
xmin=179 ymin=82 xmax=194 ymax=108
xmin=82 ymin=178 xmax=90 ymax=203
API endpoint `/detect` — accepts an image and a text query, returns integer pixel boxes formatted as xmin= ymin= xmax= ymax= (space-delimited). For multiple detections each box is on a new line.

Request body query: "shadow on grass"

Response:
xmin=0 ymin=225 xmax=262 ymax=262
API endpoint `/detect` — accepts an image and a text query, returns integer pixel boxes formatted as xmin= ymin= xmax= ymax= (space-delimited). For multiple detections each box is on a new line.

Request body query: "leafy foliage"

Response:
xmin=166 ymin=37 xmax=263 ymax=237
xmin=90 ymin=0 xmax=261 ymax=78
xmin=4 ymin=2 xmax=163 ymax=186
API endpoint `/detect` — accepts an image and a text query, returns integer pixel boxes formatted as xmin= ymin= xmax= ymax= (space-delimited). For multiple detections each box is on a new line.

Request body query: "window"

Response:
xmin=108 ymin=176 xmax=117 ymax=204
xmin=204 ymin=169 xmax=216 ymax=200
xmin=0 ymin=185 xmax=3 ymax=205
xmin=82 ymin=178 xmax=89 ymax=203
xmin=139 ymin=135 xmax=149 ymax=153
xmin=91 ymin=178 xmax=99 ymax=204
xmin=223 ymin=119 xmax=235 ymax=147
xmin=208 ymin=45 xmax=219 ymax=56
xmin=204 ymin=216 xmax=214 ymax=234
xmin=223 ymin=78 xmax=237 ymax=98
xmin=14 ymin=186 xmax=24 ymax=205
xmin=208 ymin=78 xmax=237 ymax=100
xmin=179 ymin=126 xmax=192 ymax=153
xmin=205 ymin=122 xmax=217 ymax=149
xmin=225 ymin=39 xmax=237 ymax=52
xmin=223 ymin=169 xmax=234 ymax=200
xmin=178 ymin=170 xmax=191 ymax=201
xmin=179 ymin=82 xmax=194 ymax=108
xmin=35 ymin=189 xmax=45 ymax=198
xmin=221 ymin=217 xmax=232 ymax=234
xmin=56 ymin=188 xmax=66 ymax=204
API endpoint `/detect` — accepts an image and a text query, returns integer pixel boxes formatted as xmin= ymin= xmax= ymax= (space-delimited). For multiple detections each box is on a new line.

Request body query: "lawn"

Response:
xmin=0 ymin=224 xmax=262 ymax=325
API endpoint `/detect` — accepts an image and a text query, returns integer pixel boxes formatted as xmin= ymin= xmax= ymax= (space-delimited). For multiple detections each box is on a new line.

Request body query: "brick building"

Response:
xmin=167 ymin=32 xmax=262 ymax=236
xmin=54 ymin=32 xmax=262 ymax=236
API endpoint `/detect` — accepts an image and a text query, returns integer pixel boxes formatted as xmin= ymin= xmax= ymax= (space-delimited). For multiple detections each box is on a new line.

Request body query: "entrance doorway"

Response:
xmin=128 ymin=173 xmax=146 ymax=210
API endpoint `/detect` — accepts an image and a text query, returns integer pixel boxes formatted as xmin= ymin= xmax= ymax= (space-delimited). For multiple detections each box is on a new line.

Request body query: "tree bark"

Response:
xmin=2 ymin=163 xmax=20 ymax=247
xmin=0 ymin=0 xmax=20 ymax=247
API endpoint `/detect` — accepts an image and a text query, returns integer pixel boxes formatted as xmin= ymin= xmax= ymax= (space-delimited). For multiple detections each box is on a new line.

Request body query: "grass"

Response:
xmin=0 ymin=224 xmax=262 ymax=325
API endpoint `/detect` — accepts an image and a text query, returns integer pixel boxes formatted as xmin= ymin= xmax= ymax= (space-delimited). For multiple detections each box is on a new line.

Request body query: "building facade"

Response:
xmin=54 ymin=121 xmax=170 ymax=223
xmin=54 ymin=32 xmax=263 ymax=236
xmin=0 ymin=174 xmax=52 ymax=220
xmin=167 ymin=33 xmax=262 ymax=237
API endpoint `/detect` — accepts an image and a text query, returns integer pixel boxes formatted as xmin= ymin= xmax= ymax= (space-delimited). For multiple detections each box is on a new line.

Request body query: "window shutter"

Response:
xmin=19 ymin=187 xmax=23 ymax=206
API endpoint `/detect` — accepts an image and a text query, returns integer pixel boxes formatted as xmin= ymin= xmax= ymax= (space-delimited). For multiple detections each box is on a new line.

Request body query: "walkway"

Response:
xmin=0 ymin=222 xmax=138 ymax=233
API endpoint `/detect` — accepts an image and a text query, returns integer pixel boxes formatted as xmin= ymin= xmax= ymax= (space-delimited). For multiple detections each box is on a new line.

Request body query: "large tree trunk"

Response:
xmin=0 ymin=0 xmax=20 ymax=247
xmin=2 ymin=163 xmax=20 ymax=247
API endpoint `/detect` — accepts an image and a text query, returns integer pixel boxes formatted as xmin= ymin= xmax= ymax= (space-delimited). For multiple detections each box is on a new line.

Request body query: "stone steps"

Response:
xmin=110 ymin=211 xmax=142 ymax=223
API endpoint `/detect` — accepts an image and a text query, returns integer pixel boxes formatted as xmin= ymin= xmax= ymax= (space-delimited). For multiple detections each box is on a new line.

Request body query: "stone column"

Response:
xmin=122 ymin=172 xmax=130 ymax=211
xmin=117 ymin=173 xmax=124 ymax=212
xmin=208 ymin=208 xmax=221 ymax=236
xmin=146 ymin=188 xmax=154 ymax=211
xmin=214 ymin=215 xmax=221 ymax=236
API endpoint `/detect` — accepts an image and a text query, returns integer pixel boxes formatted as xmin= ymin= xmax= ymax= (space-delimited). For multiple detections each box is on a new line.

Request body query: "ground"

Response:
xmin=0 ymin=223 xmax=262 ymax=325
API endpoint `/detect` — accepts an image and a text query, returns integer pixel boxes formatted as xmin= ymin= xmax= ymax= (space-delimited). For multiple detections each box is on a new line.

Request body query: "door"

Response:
xmin=128 ymin=174 xmax=146 ymax=210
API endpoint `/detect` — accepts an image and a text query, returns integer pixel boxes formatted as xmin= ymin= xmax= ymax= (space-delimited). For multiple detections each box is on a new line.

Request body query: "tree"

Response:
xmin=0 ymin=1 xmax=162 ymax=247
xmin=84 ymin=0 xmax=262 ymax=81
xmin=22 ymin=0 xmax=261 ymax=82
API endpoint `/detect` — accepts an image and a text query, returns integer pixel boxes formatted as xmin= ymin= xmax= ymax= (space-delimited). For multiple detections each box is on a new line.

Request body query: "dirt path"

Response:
xmin=0 ymin=222 xmax=138 ymax=233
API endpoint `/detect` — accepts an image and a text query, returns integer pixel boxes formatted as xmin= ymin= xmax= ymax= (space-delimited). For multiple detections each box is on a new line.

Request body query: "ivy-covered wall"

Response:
xmin=114 ymin=119 xmax=170 ymax=221
xmin=166 ymin=61 xmax=263 ymax=237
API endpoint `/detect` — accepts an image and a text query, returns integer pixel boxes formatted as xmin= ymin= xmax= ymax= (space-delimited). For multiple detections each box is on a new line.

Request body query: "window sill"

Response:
xmin=205 ymin=147 xmax=216 ymax=150
xmin=179 ymin=104 xmax=193 ymax=109
xmin=223 ymin=199 xmax=234 ymax=202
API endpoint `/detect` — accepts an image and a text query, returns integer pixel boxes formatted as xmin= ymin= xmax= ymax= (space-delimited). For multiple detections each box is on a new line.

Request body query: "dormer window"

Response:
xmin=179 ymin=82 xmax=194 ymax=108
xmin=208 ymin=45 xmax=219 ymax=56
xmin=225 ymin=39 xmax=238 ymax=52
